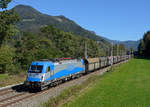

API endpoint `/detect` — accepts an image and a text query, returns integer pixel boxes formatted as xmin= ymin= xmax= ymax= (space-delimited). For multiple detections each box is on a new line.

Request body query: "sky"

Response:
xmin=6 ymin=0 xmax=150 ymax=41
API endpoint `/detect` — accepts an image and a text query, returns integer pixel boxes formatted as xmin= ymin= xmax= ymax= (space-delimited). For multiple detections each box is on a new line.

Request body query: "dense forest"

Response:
xmin=138 ymin=31 xmax=150 ymax=57
xmin=0 ymin=0 xmax=105 ymax=74
xmin=0 ymin=0 xmax=127 ymax=74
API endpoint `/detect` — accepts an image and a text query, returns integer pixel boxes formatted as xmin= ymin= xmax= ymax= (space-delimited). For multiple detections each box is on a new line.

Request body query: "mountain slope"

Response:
xmin=13 ymin=5 xmax=109 ymax=47
xmin=103 ymin=36 xmax=140 ymax=51
xmin=120 ymin=40 xmax=140 ymax=51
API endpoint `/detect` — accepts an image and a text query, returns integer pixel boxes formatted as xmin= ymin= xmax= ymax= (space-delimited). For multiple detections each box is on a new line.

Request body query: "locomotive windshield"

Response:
xmin=29 ymin=65 xmax=43 ymax=73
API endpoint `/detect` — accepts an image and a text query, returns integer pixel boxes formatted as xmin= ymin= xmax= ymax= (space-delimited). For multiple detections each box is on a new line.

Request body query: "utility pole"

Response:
xmin=117 ymin=45 xmax=119 ymax=56
xmin=108 ymin=48 xmax=110 ymax=56
xmin=116 ymin=44 xmax=118 ymax=62
xmin=111 ymin=43 xmax=113 ymax=66
xmin=84 ymin=42 xmax=88 ymax=59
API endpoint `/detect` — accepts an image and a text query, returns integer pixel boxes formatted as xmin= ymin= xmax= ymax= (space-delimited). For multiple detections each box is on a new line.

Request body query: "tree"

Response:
xmin=0 ymin=45 xmax=14 ymax=73
xmin=138 ymin=40 xmax=145 ymax=55
xmin=119 ymin=44 xmax=126 ymax=56
xmin=143 ymin=31 xmax=150 ymax=56
xmin=0 ymin=0 xmax=11 ymax=9
xmin=0 ymin=0 xmax=19 ymax=47
xmin=40 ymin=25 xmax=103 ymax=58
xmin=130 ymin=47 xmax=134 ymax=54
xmin=0 ymin=0 xmax=19 ymax=73
xmin=138 ymin=31 xmax=150 ymax=56
xmin=113 ymin=44 xmax=118 ymax=56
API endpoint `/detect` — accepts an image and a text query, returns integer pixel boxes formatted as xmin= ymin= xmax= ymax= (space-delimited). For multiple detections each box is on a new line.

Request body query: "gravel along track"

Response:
xmin=0 ymin=88 xmax=13 ymax=96
xmin=0 ymin=61 xmax=127 ymax=107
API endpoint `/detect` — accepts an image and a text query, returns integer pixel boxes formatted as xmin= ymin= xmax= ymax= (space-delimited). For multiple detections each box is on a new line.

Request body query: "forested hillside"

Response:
xmin=0 ymin=1 xmax=132 ymax=75
xmin=0 ymin=3 xmax=129 ymax=74
xmin=0 ymin=5 xmax=105 ymax=74
xmin=0 ymin=24 xmax=105 ymax=73
xmin=0 ymin=3 xmax=110 ymax=74
xmin=13 ymin=5 xmax=110 ymax=50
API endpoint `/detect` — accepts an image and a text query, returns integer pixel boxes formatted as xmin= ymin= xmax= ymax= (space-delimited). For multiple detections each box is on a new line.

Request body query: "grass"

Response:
xmin=0 ymin=72 xmax=26 ymax=87
xmin=0 ymin=73 xmax=9 ymax=80
xmin=62 ymin=58 xmax=150 ymax=107
xmin=41 ymin=75 xmax=101 ymax=107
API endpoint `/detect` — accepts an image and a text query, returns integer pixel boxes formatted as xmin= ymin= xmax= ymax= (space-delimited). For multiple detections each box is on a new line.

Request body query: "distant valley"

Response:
xmin=103 ymin=37 xmax=140 ymax=51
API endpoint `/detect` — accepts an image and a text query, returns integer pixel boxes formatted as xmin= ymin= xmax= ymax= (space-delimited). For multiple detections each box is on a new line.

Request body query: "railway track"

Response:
xmin=0 ymin=84 xmax=57 ymax=107
xmin=0 ymin=88 xmax=13 ymax=96
xmin=0 ymin=60 xmax=128 ymax=107
xmin=0 ymin=85 xmax=40 ymax=107
xmin=0 ymin=93 xmax=35 ymax=107
xmin=0 ymin=84 xmax=30 ymax=107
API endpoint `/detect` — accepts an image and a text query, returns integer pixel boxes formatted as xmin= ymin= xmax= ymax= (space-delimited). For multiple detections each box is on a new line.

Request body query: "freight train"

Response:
xmin=24 ymin=55 xmax=131 ymax=90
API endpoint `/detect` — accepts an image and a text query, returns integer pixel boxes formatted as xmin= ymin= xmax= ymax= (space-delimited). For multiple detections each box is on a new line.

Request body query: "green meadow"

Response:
xmin=0 ymin=73 xmax=26 ymax=87
xmin=63 ymin=58 xmax=150 ymax=107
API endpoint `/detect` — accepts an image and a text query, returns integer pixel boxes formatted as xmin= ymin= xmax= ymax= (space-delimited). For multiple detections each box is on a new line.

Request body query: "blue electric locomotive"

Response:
xmin=24 ymin=58 xmax=85 ymax=90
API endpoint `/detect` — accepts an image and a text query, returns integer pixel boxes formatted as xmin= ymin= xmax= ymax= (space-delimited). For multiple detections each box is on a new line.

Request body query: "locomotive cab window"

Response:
xmin=46 ymin=66 xmax=50 ymax=73
xmin=29 ymin=65 xmax=43 ymax=73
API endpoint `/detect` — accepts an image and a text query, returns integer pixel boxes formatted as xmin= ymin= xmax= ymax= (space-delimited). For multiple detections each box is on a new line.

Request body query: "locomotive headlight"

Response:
xmin=41 ymin=76 xmax=44 ymax=81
